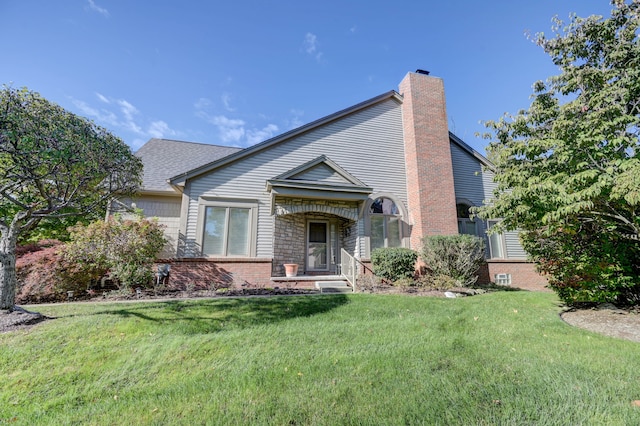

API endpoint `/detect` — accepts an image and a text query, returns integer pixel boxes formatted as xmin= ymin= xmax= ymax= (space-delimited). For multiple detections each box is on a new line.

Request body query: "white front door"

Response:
xmin=307 ymin=221 xmax=329 ymax=271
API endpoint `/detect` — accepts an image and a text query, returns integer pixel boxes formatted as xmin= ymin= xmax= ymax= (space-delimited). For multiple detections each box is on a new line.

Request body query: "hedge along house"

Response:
xmin=118 ymin=70 xmax=547 ymax=291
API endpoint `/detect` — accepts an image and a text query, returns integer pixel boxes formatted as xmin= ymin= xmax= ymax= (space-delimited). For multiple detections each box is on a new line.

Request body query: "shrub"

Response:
xmin=15 ymin=240 xmax=104 ymax=303
xmin=420 ymin=234 xmax=485 ymax=287
xmin=371 ymin=247 xmax=418 ymax=282
xmin=522 ymin=223 xmax=640 ymax=306
xmin=15 ymin=240 xmax=66 ymax=303
xmin=62 ymin=216 xmax=166 ymax=290
xmin=356 ymin=274 xmax=383 ymax=293
xmin=393 ymin=277 xmax=415 ymax=288
xmin=417 ymin=273 xmax=459 ymax=290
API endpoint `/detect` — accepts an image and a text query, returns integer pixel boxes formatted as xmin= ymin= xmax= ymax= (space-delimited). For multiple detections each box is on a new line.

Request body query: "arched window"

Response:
xmin=369 ymin=197 xmax=402 ymax=250
xmin=456 ymin=202 xmax=477 ymax=236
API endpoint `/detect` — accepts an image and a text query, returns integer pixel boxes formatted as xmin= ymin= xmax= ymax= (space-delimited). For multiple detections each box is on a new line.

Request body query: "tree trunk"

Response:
xmin=0 ymin=230 xmax=18 ymax=312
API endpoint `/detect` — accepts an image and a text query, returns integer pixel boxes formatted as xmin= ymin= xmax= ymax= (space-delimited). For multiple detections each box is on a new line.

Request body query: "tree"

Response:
xmin=0 ymin=86 xmax=142 ymax=311
xmin=476 ymin=1 xmax=640 ymax=304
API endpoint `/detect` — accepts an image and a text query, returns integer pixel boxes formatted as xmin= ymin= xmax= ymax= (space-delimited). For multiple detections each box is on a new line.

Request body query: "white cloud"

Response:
xmin=246 ymin=124 xmax=279 ymax=145
xmin=71 ymin=98 xmax=118 ymax=127
xmin=287 ymin=109 xmax=305 ymax=130
xmin=221 ymin=93 xmax=235 ymax=112
xmin=205 ymin=115 xmax=246 ymax=143
xmin=70 ymin=94 xmax=179 ymax=148
xmin=148 ymin=121 xmax=176 ymax=139
xmin=96 ymin=92 xmax=110 ymax=104
xmin=194 ymin=97 xmax=211 ymax=110
xmin=87 ymin=0 xmax=109 ymax=17
xmin=304 ymin=33 xmax=317 ymax=54
xmin=194 ymin=94 xmax=280 ymax=146
xmin=303 ymin=33 xmax=324 ymax=62
xmin=117 ymin=99 xmax=139 ymax=122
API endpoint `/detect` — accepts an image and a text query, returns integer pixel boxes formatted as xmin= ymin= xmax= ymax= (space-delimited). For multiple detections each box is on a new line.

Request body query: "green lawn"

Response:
xmin=1 ymin=292 xmax=639 ymax=425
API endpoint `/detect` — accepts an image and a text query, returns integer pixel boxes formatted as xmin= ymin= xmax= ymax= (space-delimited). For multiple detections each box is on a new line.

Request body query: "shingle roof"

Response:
xmin=135 ymin=138 xmax=242 ymax=192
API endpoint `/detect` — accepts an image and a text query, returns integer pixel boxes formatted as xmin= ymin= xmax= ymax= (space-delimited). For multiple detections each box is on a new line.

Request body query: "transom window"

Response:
xmin=369 ymin=197 xmax=402 ymax=251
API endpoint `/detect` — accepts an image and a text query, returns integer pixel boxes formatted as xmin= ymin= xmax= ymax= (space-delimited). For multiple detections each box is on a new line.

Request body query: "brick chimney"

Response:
xmin=399 ymin=71 xmax=458 ymax=249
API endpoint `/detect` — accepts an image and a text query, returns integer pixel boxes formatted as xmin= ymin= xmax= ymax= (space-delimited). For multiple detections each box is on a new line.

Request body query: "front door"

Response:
xmin=307 ymin=221 xmax=329 ymax=271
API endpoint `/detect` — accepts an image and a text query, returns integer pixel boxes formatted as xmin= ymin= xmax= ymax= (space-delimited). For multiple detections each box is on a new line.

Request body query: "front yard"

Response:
xmin=1 ymin=292 xmax=639 ymax=424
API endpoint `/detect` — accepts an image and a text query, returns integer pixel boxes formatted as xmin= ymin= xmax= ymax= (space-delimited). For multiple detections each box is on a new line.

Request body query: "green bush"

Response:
xmin=62 ymin=216 xmax=166 ymax=290
xmin=416 ymin=273 xmax=459 ymax=290
xmin=522 ymin=223 xmax=640 ymax=306
xmin=420 ymin=234 xmax=485 ymax=287
xmin=371 ymin=247 xmax=418 ymax=282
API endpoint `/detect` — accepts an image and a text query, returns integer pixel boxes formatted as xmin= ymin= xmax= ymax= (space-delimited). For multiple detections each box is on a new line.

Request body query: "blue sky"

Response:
xmin=1 ymin=1 xmax=613 ymax=153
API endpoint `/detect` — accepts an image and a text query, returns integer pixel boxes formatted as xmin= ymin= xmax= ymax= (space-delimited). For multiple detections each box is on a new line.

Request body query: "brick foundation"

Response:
xmin=154 ymin=258 xmax=273 ymax=290
xmin=479 ymin=260 xmax=549 ymax=292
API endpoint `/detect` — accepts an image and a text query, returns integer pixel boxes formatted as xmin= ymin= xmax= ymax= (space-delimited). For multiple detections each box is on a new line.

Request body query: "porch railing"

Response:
xmin=340 ymin=248 xmax=357 ymax=292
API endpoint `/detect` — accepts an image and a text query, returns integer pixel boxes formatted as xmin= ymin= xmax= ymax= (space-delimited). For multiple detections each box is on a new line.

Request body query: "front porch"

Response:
xmin=271 ymin=274 xmax=353 ymax=293
xmin=271 ymin=199 xmax=359 ymax=277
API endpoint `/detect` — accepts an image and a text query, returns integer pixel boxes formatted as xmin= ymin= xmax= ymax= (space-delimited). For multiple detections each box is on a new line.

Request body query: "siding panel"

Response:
xmin=134 ymin=195 xmax=182 ymax=257
xmin=186 ymin=99 xmax=406 ymax=258
xmin=450 ymin=142 xmax=528 ymax=260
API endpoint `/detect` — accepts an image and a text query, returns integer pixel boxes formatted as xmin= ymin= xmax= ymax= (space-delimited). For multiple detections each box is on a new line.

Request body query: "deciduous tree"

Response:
xmin=476 ymin=1 xmax=640 ymax=304
xmin=0 ymin=86 xmax=142 ymax=311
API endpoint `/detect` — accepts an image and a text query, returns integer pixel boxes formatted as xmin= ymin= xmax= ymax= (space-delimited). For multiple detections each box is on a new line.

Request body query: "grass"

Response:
xmin=1 ymin=292 xmax=640 ymax=425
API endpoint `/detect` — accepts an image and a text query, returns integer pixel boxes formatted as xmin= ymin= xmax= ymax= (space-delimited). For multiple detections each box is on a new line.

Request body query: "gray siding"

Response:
xmin=450 ymin=142 xmax=487 ymax=207
xmin=450 ymin=142 xmax=489 ymax=243
xmin=129 ymin=195 xmax=182 ymax=258
xmin=290 ymin=164 xmax=349 ymax=184
xmin=184 ymin=98 xmax=407 ymax=258
xmin=450 ymin=142 xmax=527 ymax=260
xmin=504 ymin=231 xmax=527 ymax=259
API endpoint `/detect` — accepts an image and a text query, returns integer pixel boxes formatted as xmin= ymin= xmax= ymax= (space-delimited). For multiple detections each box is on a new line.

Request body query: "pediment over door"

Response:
xmin=266 ymin=155 xmax=372 ymax=202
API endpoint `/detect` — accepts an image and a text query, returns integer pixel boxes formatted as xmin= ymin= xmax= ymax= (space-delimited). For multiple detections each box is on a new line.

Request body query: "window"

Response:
xmin=457 ymin=202 xmax=477 ymax=236
xmin=199 ymin=200 xmax=257 ymax=257
xmin=487 ymin=220 xmax=506 ymax=259
xmin=369 ymin=197 xmax=402 ymax=251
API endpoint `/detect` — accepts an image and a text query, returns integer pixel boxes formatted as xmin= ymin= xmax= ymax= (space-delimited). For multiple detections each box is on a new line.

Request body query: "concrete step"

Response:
xmin=315 ymin=281 xmax=352 ymax=293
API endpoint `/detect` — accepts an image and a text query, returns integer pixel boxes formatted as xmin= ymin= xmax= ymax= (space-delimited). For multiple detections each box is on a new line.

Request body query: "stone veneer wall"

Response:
xmin=272 ymin=197 xmax=359 ymax=276
xmin=273 ymin=214 xmax=307 ymax=276
xmin=274 ymin=197 xmax=359 ymax=221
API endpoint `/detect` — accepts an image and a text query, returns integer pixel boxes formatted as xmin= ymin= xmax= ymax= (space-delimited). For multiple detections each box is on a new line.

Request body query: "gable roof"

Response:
xmin=266 ymin=155 xmax=373 ymax=203
xmin=168 ymin=90 xmax=403 ymax=188
xmin=135 ymin=138 xmax=242 ymax=194
xmin=448 ymin=132 xmax=494 ymax=169
xmin=270 ymin=155 xmax=369 ymax=187
xmin=266 ymin=155 xmax=372 ymax=195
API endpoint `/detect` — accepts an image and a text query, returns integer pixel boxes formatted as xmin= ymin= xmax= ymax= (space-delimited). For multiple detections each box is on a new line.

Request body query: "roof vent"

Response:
xmin=415 ymin=69 xmax=430 ymax=75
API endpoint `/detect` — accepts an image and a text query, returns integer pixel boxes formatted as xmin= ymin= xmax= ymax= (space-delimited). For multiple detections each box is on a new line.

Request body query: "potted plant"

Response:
xmin=283 ymin=263 xmax=299 ymax=277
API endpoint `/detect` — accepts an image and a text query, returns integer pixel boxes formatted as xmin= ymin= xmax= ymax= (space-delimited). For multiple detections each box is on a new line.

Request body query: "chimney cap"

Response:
xmin=415 ymin=69 xmax=430 ymax=75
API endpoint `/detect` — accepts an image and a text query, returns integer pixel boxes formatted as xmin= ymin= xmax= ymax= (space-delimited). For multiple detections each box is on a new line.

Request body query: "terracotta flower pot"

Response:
xmin=284 ymin=263 xmax=299 ymax=277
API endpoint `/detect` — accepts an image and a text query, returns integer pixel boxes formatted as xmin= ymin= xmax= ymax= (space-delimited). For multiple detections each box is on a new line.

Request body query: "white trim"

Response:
xmin=364 ymin=193 xmax=409 ymax=256
xmin=196 ymin=197 xmax=259 ymax=257
xmin=306 ymin=219 xmax=330 ymax=272
xmin=487 ymin=219 xmax=507 ymax=259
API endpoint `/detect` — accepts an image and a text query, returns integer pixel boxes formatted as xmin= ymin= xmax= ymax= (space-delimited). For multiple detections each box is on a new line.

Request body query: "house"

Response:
xmin=118 ymin=70 xmax=547 ymax=291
